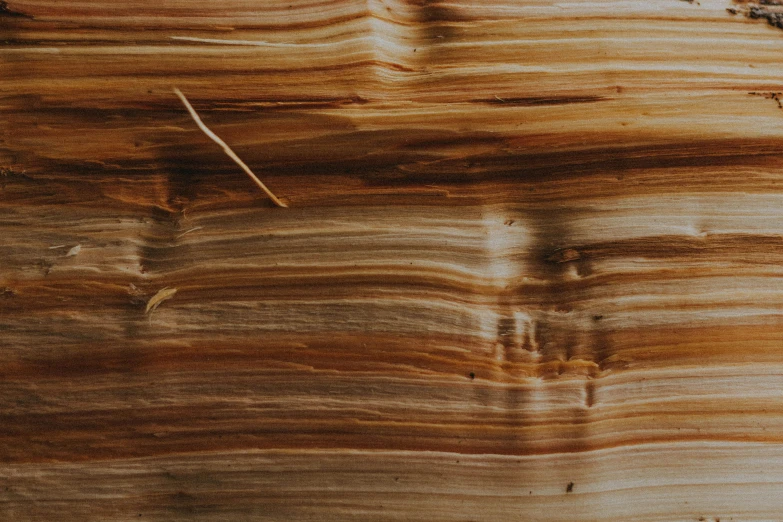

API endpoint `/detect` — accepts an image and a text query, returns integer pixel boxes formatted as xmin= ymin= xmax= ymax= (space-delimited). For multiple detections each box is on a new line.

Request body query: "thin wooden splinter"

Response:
xmin=145 ymin=287 xmax=177 ymax=315
xmin=173 ymin=88 xmax=287 ymax=208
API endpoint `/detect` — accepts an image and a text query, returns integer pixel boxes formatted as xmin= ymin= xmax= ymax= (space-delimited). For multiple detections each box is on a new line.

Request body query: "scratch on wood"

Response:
xmin=173 ymin=88 xmax=288 ymax=208
xmin=176 ymin=227 xmax=203 ymax=239
xmin=170 ymin=36 xmax=333 ymax=48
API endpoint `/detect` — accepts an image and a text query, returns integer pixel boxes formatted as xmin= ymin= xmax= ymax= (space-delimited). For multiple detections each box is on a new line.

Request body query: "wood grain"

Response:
xmin=1 ymin=0 xmax=783 ymax=520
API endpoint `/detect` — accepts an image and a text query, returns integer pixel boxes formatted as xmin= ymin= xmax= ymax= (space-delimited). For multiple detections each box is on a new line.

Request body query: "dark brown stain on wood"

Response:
xmin=474 ymin=96 xmax=608 ymax=106
xmin=731 ymin=0 xmax=783 ymax=29
xmin=0 ymin=1 xmax=32 ymax=19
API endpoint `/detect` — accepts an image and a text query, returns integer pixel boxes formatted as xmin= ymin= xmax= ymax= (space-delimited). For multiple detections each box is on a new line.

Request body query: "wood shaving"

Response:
xmin=173 ymin=88 xmax=288 ymax=208
xmin=145 ymin=287 xmax=178 ymax=314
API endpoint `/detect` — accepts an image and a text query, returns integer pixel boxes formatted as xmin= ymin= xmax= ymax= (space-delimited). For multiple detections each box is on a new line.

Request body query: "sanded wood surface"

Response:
xmin=1 ymin=0 xmax=783 ymax=520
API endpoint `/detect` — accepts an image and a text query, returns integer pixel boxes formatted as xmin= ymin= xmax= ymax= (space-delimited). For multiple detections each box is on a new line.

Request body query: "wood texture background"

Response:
xmin=2 ymin=0 xmax=783 ymax=520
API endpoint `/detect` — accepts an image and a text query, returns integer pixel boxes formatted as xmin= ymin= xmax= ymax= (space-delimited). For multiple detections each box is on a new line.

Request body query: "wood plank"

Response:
xmin=2 ymin=0 xmax=783 ymax=519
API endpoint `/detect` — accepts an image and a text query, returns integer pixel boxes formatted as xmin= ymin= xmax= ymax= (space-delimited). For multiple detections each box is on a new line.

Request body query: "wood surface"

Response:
xmin=2 ymin=0 xmax=783 ymax=520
